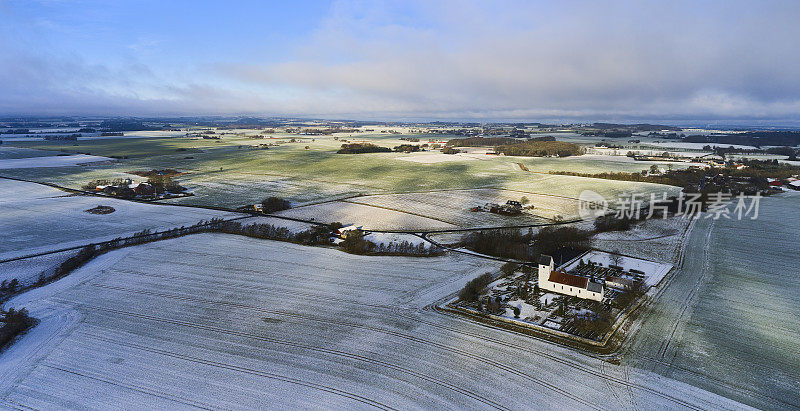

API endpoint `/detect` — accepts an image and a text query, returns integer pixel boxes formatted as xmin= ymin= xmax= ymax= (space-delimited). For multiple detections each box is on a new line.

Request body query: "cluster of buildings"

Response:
xmin=94 ymin=179 xmax=155 ymax=198
xmin=470 ymin=200 xmax=523 ymax=215
xmin=536 ymin=251 xmax=670 ymax=303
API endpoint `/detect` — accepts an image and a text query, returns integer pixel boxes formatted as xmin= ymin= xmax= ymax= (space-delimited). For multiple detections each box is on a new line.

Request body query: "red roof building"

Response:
xmin=548 ymin=270 xmax=588 ymax=288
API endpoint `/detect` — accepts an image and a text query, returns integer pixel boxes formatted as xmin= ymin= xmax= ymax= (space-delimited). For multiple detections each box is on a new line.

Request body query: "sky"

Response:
xmin=1 ymin=0 xmax=799 ymax=123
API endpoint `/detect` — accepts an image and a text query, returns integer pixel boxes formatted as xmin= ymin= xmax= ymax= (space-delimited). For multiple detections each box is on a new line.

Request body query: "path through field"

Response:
xmin=1 ymin=234 xmax=746 ymax=409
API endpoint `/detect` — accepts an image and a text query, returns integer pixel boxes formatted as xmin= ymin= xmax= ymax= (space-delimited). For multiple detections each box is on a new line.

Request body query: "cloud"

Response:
xmin=2 ymin=0 xmax=800 ymax=122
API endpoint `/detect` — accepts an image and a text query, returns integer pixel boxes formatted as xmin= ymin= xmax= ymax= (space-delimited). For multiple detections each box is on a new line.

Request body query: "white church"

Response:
xmin=538 ymin=255 xmax=604 ymax=302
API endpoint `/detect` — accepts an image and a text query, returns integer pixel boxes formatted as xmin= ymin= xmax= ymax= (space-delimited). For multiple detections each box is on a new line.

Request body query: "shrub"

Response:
xmin=340 ymin=230 xmax=376 ymax=254
xmin=261 ymin=197 xmax=291 ymax=213
xmin=459 ymin=272 xmax=494 ymax=302
xmin=593 ymin=214 xmax=635 ymax=232
xmin=500 ymin=262 xmax=519 ymax=277
xmin=0 ymin=308 xmax=36 ymax=350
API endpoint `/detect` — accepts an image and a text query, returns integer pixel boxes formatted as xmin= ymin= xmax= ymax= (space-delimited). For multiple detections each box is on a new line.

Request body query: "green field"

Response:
xmin=3 ymin=132 xmax=683 ymax=212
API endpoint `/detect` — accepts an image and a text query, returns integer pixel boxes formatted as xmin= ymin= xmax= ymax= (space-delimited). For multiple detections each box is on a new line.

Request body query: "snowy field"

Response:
xmin=393 ymin=152 xmax=480 ymax=163
xmin=0 ymin=147 xmax=61 ymax=160
xmin=592 ymin=216 xmax=692 ymax=263
xmin=0 ymin=179 xmax=240 ymax=260
xmin=0 ymin=249 xmax=80 ymax=288
xmin=0 ymin=154 xmax=112 ymax=169
xmin=238 ymin=216 xmax=316 ymax=233
xmin=349 ymin=189 xmax=569 ymax=227
xmin=1 ymin=234 xmax=747 ymax=409
xmin=275 ymin=201 xmax=457 ymax=231
xmin=627 ymin=193 xmax=800 ymax=409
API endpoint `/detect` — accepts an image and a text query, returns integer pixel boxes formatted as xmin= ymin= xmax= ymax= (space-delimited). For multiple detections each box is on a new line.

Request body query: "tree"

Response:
xmin=609 ymin=252 xmax=623 ymax=267
xmin=340 ymin=230 xmax=375 ymax=255
xmin=520 ymin=196 xmax=529 ymax=206
xmin=459 ymin=272 xmax=494 ymax=302
xmin=260 ymin=197 xmax=291 ymax=213
xmin=500 ymin=262 xmax=519 ymax=278
xmin=513 ymin=305 xmax=521 ymax=318
xmin=8 ymin=278 xmax=18 ymax=293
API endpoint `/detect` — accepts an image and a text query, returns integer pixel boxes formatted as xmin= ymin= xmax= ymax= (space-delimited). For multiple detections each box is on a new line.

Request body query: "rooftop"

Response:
xmin=539 ymin=255 xmax=553 ymax=266
xmin=548 ymin=270 xmax=588 ymax=289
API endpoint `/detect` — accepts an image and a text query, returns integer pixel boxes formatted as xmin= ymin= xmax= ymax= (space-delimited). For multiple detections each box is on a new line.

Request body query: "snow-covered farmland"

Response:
xmin=394 ymin=152 xmax=480 ymax=163
xmin=275 ymin=201 xmax=457 ymax=231
xmin=0 ymin=179 xmax=240 ymax=260
xmin=0 ymin=154 xmax=111 ymax=169
xmin=0 ymin=249 xmax=80 ymax=287
xmin=0 ymin=147 xmax=61 ymax=160
xmin=627 ymin=193 xmax=800 ymax=409
xmin=349 ymin=189 xmax=568 ymax=228
xmin=592 ymin=216 xmax=692 ymax=263
xmin=237 ymin=215 xmax=316 ymax=234
xmin=1 ymin=234 xmax=747 ymax=409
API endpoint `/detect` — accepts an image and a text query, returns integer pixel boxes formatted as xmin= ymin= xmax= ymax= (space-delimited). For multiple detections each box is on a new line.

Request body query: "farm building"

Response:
xmin=538 ymin=255 xmax=604 ymax=302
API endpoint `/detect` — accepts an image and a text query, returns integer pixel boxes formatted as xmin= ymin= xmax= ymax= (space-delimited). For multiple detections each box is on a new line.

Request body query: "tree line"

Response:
xmin=494 ymin=140 xmax=582 ymax=157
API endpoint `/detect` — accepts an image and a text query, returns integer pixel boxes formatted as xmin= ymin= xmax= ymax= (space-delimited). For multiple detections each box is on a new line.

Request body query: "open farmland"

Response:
xmin=1 ymin=234 xmax=746 ymax=409
xmin=0 ymin=178 xmax=240 ymax=260
xmin=0 ymin=154 xmax=111 ymax=169
xmin=3 ymin=133 xmax=686 ymax=211
xmin=626 ymin=193 xmax=800 ymax=409
xmin=349 ymin=189 xmax=565 ymax=226
xmin=0 ymin=147 xmax=62 ymax=160
xmin=593 ymin=216 xmax=693 ymax=263
xmin=275 ymin=201 xmax=457 ymax=231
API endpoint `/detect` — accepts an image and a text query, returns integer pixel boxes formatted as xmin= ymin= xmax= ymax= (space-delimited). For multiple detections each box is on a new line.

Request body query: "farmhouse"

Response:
xmin=538 ymin=255 xmax=604 ymax=302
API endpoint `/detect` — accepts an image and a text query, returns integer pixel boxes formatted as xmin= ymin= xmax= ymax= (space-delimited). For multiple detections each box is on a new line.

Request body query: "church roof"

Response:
xmin=548 ymin=270 xmax=588 ymax=288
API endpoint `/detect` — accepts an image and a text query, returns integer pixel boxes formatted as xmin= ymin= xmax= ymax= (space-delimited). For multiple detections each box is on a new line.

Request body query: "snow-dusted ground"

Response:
xmin=561 ymin=250 xmax=673 ymax=287
xmin=0 ymin=147 xmax=61 ymax=160
xmin=592 ymin=216 xmax=692 ymax=263
xmin=0 ymin=249 xmax=80 ymax=287
xmin=364 ymin=232 xmax=427 ymax=247
xmin=394 ymin=152 xmax=480 ymax=163
xmin=350 ymin=189 xmax=566 ymax=227
xmin=0 ymin=179 xmax=241 ymax=260
xmin=0 ymin=154 xmax=112 ymax=169
xmin=646 ymin=141 xmax=759 ymax=150
xmin=1 ymin=234 xmax=749 ymax=409
xmin=275 ymin=201 xmax=457 ymax=231
xmin=627 ymin=193 xmax=800 ymax=409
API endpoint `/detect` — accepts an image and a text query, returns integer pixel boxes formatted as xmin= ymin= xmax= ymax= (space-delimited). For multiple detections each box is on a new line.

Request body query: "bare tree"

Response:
xmin=609 ymin=252 xmax=623 ymax=267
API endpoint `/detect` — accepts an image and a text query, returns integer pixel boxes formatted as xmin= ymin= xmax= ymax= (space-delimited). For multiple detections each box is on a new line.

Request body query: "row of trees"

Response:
xmin=209 ymin=219 xmax=338 ymax=246
xmin=336 ymin=143 xmax=391 ymax=154
xmin=460 ymin=226 xmax=593 ymax=263
xmin=340 ymin=230 xmax=442 ymax=256
xmin=494 ymin=140 xmax=583 ymax=157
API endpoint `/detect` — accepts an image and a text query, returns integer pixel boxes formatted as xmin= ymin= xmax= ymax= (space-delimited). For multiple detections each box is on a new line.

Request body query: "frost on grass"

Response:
xmin=0 ymin=154 xmax=111 ymax=169
xmin=1 ymin=234 xmax=747 ymax=409
xmin=0 ymin=179 xmax=239 ymax=260
xmin=275 ymin=201 xmax=457 ymax=231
